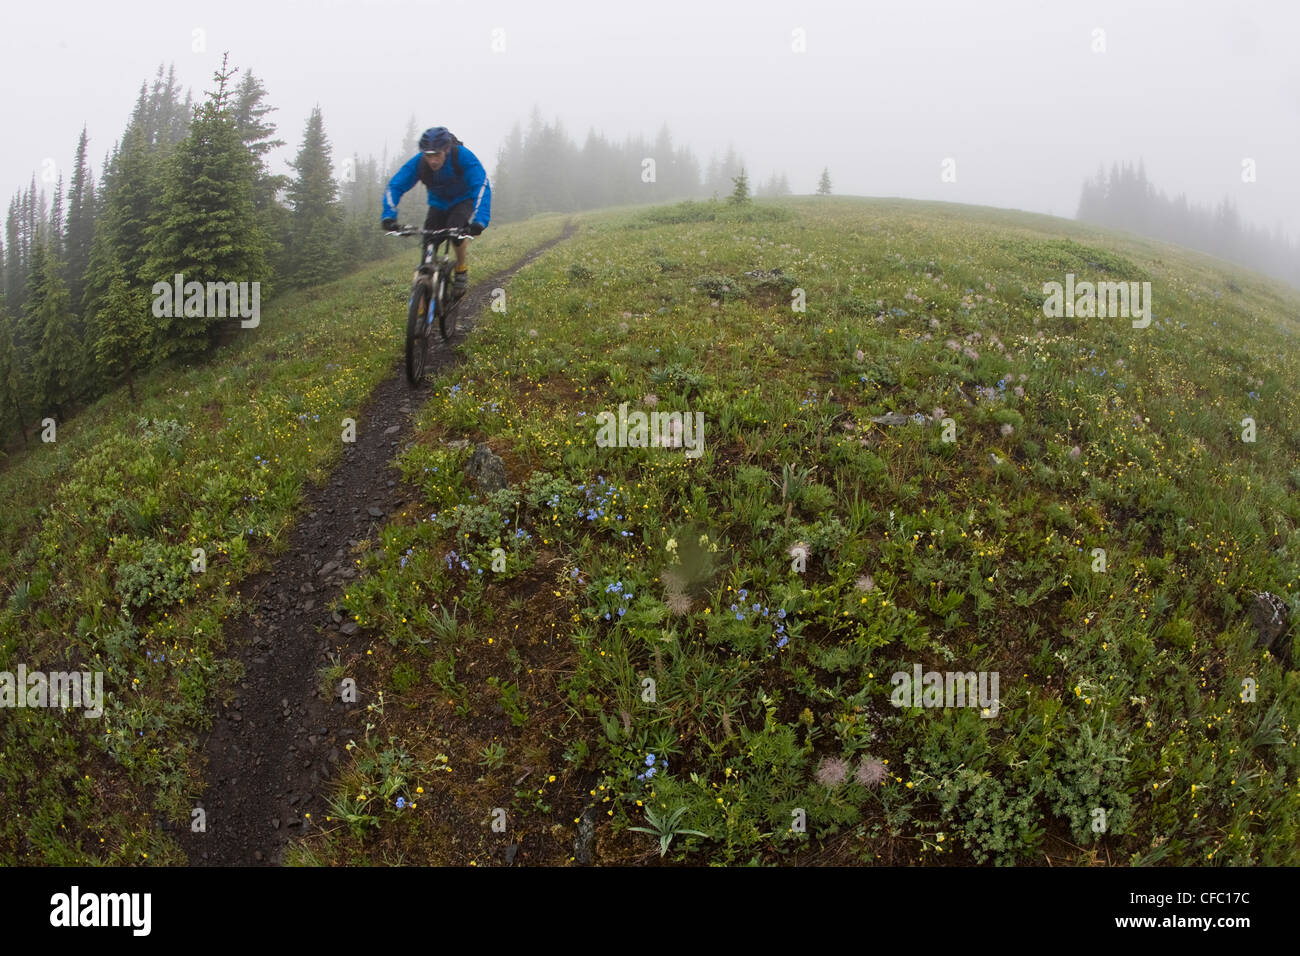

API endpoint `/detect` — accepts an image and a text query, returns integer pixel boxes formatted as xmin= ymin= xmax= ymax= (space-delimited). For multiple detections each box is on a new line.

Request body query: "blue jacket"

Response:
xmin=382 ymin=145 xmax=492 ymax=227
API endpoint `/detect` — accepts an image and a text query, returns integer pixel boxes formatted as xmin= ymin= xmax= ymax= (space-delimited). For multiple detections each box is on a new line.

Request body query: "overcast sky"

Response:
xmin=3 ymin=0 xmax=1297 ymax=237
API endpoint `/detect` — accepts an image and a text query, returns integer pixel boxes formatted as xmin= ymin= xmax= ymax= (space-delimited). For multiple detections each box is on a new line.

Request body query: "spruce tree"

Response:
xmin=0 ymin=303 xmax=28 ymax=444
xmin=143 ymin=54 xmax=269 ymax=360
xmin=284 ymin=105 xmax=343 ymax=287
xmin=817 ymin=168 xmax=832 ymax=195
xmin=91 ymin=259 xmax=150 ymax=402
xmin=80 ymin=124 xmax=162 ymax=390
xmin=728 ymin=166 xmax=751 ymax=205
xmin=21 ymin=238 xmax=82 ymax=419
xmin=233 ymin=70 xmax=289 ymax=274
xmin=64 ymin=126 xmax=97 ymax=314
xmin=4 ymin=198 xmax=23 ymax=314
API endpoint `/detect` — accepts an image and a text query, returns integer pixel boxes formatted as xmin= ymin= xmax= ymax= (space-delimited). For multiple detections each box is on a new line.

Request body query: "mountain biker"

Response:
xmin=381 ymin=127 xmax=492 ymax=299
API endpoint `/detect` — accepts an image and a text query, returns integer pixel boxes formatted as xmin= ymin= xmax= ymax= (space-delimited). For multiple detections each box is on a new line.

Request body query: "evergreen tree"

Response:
xmin=728 ymin=165 xmax=751 ymax=205
xmin=4 ymin=197 xmax=25 ymax=314
xmin=284 ymin=105 xmax=343 ymax=287
xmin=50 ymin=175 xmax=64 ymax=257
xmin=404 ymin=116 xmax=419 ymax=155
xmin=21 ymin=238 xmax=82 ymax=419
xmin=817 ymin=167 xmax=832 ymax=195
xmin=233 ymin=70 xmax=289 ymax=272
xmin=91 ymin=259 xmax=150 ymax=402
xmin=0 ymin=302 xmax=28 ymax=444
xmin=492 ymin=122 xmax=525 ymax=222
xmin=64 ymin=126 xmax=97 ymax=314
xmin=143 ymin=54 xmax=270 ymax=360
xmin=80 ymin=123 xmax=162 ymax=385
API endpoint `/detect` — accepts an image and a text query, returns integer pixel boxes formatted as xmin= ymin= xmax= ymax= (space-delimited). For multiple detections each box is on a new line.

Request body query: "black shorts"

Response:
xmin=424 ymin=199 xmax=474 ymax=246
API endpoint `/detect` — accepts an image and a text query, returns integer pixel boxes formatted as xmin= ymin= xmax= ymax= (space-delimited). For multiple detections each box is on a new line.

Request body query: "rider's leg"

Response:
xmin=449 ymin=199 xmax=474 ymax=298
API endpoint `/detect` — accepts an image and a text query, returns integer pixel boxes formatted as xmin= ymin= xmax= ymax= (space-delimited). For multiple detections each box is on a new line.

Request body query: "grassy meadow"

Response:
xmin=3 ymin=195 xmax=1299 ymax=866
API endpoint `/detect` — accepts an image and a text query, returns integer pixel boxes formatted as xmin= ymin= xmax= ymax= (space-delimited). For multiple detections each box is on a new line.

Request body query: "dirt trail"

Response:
xmin=178 ymin=221 xmax=577 ymax=865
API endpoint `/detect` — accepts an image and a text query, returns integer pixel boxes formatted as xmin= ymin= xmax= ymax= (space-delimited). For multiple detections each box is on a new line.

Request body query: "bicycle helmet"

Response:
xmin=419 ymin=127 xmax=455 ymax=152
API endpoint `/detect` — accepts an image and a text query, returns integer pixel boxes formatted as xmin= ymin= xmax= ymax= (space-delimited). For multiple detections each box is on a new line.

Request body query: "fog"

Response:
xmin=2 ymin=0 xmax=1297 ymax=237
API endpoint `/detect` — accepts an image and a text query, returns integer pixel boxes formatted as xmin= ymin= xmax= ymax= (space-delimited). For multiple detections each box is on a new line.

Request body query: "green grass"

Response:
xmin=6 ymin=194 xmax=1300 ymax=866
xmin=0 ymin=212 xmax=571 ymax=864
xmin=314 ymin=196 xmax=1300 ymax=866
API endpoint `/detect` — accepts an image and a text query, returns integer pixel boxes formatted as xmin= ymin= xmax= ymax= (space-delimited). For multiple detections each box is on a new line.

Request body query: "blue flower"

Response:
xmin=776 ymin=636 xmax=788 ymax=649
xmin=738 ymin=589 xmax=748 ymax=600
xmin=777 ymin=608 xmax=786 ymax=619
xmin=752 ymin=603 xmax=760 ymax=612
xmin=395 ymin=797 xmax=406 ymax=809
xmin=646 ymin=754 xmax=656 ymax=766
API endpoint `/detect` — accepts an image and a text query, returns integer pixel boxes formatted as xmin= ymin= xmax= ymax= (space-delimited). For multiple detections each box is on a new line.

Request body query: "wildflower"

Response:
xmin=395 ymin=797 xmax=406 ymax=809
xmin=855 ymin=574 xmax=875 ymax=592
xmin=1069 ymin=445 xmax=1082 ymax=460
xmin=788 ymin=541 xmax=810 ymax=563
xmin=856 ymin=757 xmax=887 ymax=788
xmin=815 ymin=756 xmax=849 ymax=787
xmin=1000 ymin=423 xmax=1014 ymax=437
xmin=643 ymin=393 xmax=659 ymax=407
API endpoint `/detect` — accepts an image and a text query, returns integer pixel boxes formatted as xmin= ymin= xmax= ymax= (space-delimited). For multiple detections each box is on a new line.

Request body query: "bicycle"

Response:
xmin=388 ymin=225 xmax=474 ymax=386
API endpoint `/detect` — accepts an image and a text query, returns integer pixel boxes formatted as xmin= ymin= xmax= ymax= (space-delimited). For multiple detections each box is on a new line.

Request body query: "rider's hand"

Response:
xmin=382 ymin=218 xmax=398 ymax=232
xmin=467 ymin=222 xmax=483 ymax=236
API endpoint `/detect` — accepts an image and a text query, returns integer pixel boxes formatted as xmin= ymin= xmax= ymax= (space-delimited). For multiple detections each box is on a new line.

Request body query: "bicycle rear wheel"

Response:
xmin=406 ymin=280 xmax=432 ymax=385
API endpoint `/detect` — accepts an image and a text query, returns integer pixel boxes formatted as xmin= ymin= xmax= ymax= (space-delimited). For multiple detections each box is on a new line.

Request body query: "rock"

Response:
xmin=367 ymin=506 xmax=385 ymax=518
xmin=1251 ymin=591 xmax=1293 ymax=665
xmin=254 ymin=850 xmax=264 ymax=862
xmin=867 ymin=412 xmax=911 ymax=426
xmin=317 ymin=561 xmax=338 ymax=577
xmin=504 ymin=844 xmax=519 ymax=865
xmin=467 ymin=443 xmax=508 ymax=493
xmin=384 ymin=425 xmax=400 ymax=435
xmin=574 ymin=806 xmax=600 ymax=865
xmin=446 ymin=439 xmax=470 ymax=451
xmin=340 ymin=621 xmax=358 ymax=636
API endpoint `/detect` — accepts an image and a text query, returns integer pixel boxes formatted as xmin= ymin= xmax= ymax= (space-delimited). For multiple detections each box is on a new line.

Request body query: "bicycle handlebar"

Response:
xmin=386 ymin=226 xmax=473 ymax=239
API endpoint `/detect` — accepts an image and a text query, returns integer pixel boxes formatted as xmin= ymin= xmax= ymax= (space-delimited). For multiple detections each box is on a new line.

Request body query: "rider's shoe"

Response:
xmin=452 ymin=268 xmax=468 ymax=299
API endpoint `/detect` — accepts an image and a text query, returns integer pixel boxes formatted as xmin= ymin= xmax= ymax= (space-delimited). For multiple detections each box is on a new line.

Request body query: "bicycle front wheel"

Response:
xmin=406 ymin=280 xmax=432 ymax=385
xmin=436 ymin=269 xmax=454 ymax=341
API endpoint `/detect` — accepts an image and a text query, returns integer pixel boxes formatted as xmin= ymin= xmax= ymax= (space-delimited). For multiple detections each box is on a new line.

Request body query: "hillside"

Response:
xmin=3 ymin=197 xmax=1299 ymax=866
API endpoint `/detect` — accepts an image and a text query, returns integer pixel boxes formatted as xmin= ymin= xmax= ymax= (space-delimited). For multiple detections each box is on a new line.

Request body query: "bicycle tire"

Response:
xmin=406 ymin=280 xmax=432 ymax=385
xmin=437 ymin=268 xmax=454 ymax=341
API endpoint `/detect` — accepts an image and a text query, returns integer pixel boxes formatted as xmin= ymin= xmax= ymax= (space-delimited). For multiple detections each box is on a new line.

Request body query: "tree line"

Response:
xmin=0 ymin=63 xmax=812 ymax=452
xmin=1075 ymin=161 xmax=1299 ymax=289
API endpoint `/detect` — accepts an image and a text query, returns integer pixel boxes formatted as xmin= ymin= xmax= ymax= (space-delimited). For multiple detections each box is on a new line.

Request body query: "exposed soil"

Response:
xmin=178 ymin=221 xmax=577 ymax=865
